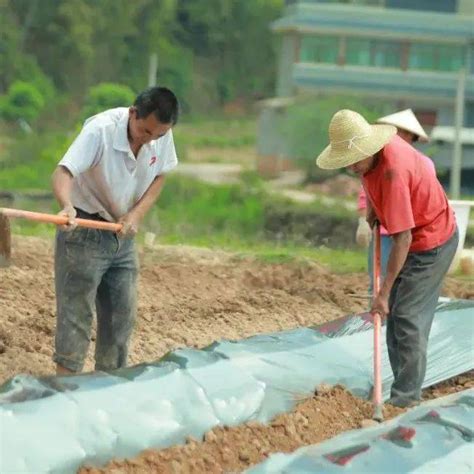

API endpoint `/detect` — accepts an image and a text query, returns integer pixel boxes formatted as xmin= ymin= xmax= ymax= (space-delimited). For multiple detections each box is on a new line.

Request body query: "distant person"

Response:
xmin=51 ymin=86 xmax=179 ymax=375
xmin=317 ymin=110 xmax=457 ymax=408
xmin=355 ymin=109 xmax=434 ymax=294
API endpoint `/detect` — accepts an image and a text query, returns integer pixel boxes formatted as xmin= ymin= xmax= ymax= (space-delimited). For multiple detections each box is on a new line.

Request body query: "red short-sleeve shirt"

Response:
xmin=362 ymin=135 xmax=455 ymax=252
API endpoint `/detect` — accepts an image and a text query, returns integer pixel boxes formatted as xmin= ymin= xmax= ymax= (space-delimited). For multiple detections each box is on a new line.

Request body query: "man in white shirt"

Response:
xmin=52 ymin=86 xmax=179 ymax=375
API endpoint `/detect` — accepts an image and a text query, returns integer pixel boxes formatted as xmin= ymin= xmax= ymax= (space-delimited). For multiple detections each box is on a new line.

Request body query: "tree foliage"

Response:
xmin=0 ymin=81 xmax=45 ymax=122
xmin=0 ymin=0 xmax=284 ymax=113
xmin=81 ymin=83 xmax=136 ymax=120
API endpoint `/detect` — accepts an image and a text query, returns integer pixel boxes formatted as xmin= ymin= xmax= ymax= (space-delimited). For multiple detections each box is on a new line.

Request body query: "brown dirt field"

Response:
xmin=81 ymin=385 xmax=403 ymax=474
xmin=81 ymin=373 xmax=474 ymax=474
xmin=0 ymin=235 xmax=372 ymax=382
xmin=1 ymin=235 xmax=473 ymax=474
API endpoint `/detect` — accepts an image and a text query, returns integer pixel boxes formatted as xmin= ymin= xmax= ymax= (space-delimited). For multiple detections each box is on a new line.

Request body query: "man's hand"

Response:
xmin=58 ymin=204 xmax=77 ymax=231
xmin=356 ymin=217 xmax=371 ymax=247
xmin=371 ymin=292 xmax=389 ymax=319
xmin=118 ymin=211 xmax=141 ymax=238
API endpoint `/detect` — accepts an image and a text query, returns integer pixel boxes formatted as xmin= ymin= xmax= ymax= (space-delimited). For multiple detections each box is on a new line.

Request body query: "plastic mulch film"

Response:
xmin=0 ymin=300 xmax=472 ymax=472
xmin=247 ymin=388 xmax=474 ymax=473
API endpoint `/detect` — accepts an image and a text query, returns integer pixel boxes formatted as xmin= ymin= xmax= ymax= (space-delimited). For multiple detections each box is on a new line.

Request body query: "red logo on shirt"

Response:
xmin=150 ymin=156 xmax=157 ymax=166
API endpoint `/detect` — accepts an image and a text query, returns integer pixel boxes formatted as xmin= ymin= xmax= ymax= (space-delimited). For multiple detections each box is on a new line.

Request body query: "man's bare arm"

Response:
xmin=372 ymin=229 xmax=412 ymax=316
xmin=118 ymin=175 xmax=166 ymax=237
xmin=51 ymin=166 xmax=77 ymax=230
xmin=52 ymin=166 xmax=74 ymax=209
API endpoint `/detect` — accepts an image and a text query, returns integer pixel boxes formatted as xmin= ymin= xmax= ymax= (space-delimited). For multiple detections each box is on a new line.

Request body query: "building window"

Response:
xmin=300 ymin=36 xmax=339 ymax=64
xmin=346 ymin=38 xmax=401 ymax=68
xmin=346 ymin=38 xmax=372 ymax=66
xmin=438 ymin=45 xmax=464 ymax=72
xmin=373 ymin=41 xmax=402 ymax=68
xmin=386 ymin=0 xmax=456 ymax=13
xmin=466 ymin=102 xmax=474 ymax=128
xmin=304 ymin=0 xmax=385 ymax=5
xmin=300 ymin=34 xmax=464 ymax=73
xmin=409 ymin=44 xmax=464 ymax=72
xmin=408 ymin=44 xmax=435 ymax=70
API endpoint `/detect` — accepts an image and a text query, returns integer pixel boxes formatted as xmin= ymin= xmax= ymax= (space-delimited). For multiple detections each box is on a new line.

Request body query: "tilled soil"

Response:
xmin=1 ymin=236 xmax=472 ymax=473
xmin=81 ymin=373 xmax=473 ymax=474
xmin=0 ymin=236 xmax=373 ymax=382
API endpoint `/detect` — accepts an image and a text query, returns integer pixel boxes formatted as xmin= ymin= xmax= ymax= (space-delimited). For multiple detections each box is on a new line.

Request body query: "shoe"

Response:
xmin=386 ymin=397 xmax=420 ymax=409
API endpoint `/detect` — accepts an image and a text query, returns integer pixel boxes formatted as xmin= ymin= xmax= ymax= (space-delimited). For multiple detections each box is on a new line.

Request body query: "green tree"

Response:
xmin=0 ymin=0 xmax=21 ymax=92
xmin=1 ymin=0 xmax=284 ymax=113
xmin=81 ymin=83 xmax=136 ymax=119
xmin=0 ymin=81 xmax=45 ymax=122
xmin=176 ymin=0 xmax=284 ymax=105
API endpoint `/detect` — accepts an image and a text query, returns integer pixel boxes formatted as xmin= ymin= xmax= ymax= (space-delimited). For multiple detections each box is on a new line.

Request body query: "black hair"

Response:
xmin=134 ymin=86 xmax=179 ymax=125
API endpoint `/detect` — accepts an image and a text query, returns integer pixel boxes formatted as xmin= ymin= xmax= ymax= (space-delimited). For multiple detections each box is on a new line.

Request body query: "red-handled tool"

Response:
xmin=372 ymin=222 xmax=383 ymax=421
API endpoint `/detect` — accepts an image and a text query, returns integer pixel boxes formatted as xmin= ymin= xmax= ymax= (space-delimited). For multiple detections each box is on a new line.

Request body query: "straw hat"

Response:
xmin=377 ymin=109 xmax=429 ymax=142
xmin=316 ymin=109 xmax=396 ymax=170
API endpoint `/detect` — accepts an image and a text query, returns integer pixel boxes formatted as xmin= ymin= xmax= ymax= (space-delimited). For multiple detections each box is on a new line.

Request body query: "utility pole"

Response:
xmin=450 ymin=69 xmax=465 ymax=199
xmin=148 ymin=53 xmax=158 ymax=87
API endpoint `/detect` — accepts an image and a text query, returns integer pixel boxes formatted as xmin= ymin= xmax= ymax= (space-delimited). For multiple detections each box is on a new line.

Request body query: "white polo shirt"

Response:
xmin=59 ymin=107 xmax=178 ymax=221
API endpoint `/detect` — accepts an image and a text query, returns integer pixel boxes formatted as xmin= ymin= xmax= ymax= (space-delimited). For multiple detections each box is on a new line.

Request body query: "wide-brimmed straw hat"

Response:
xmin=376 ymin=109 xmax=429 ymax=142
xmin=316 ymin=109 xmax=396 ymax=170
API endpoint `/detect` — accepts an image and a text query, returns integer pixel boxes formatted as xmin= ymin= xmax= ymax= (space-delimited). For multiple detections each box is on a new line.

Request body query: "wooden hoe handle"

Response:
xmin=372 ymin=222 xmax=383 ymax=421
xmin=0 ymin=208 xmax=122 ymax=232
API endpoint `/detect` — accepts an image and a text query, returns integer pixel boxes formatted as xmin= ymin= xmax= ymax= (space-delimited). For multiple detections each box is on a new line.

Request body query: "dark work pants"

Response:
xmin=54 ymin=221 xmax=138 ymax=372
xmin=387 ymin=228 xmax=459 ymax=406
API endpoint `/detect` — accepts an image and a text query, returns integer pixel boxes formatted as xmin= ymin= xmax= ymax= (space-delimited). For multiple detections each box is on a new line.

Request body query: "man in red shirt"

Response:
xmin=317 ymin=109 xmax=458 ymax=408
xmin=356 ymin=109 xmax=433 ymax=296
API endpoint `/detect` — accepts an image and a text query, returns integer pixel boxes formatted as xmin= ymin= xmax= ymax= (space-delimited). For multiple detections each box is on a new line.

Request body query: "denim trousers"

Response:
xmin=387 ymin=228 xmax=459 ymax=406
xmin=54 ymin=223 xmax=138 ymax=372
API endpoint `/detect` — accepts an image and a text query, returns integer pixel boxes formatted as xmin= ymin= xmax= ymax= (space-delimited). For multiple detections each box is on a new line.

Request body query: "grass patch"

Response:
xmin=156 ymin=234 xmax=366 ymax=273
xmin=3 ymin=174 xmax=357 ymax=248
xmin=174 ymin=117 xmax=256 ymax=150
xmin=0 ymin=130 xmax=73 ymax=190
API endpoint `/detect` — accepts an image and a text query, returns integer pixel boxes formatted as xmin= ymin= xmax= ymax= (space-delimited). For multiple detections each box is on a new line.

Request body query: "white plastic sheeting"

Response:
xmin=247 ymin=389 xmax=474 ymax=473
xmin=0 ymin=300 xmax=472 ymax=472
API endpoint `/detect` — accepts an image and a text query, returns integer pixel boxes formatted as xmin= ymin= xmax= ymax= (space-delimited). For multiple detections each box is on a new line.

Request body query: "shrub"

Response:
xmin=0 ymin=81 xmax=45 ymax=123
xmin=280 ymin=95 xmax=383 ymax=182
xmin=151 ymin=175 xmax=265 ymax=239
xmin=13 ymin=57 xmax=56 ymax=102
xmin=81 ymin=83 xmax=136 ymax=120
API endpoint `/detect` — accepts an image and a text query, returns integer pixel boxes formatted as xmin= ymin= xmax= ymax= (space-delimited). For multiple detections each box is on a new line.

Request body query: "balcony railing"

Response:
xmin=292 ymin=62 xmax=474 ymax=103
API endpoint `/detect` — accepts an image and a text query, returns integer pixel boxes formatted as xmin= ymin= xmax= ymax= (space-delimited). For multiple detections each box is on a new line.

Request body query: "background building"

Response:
xmin=259 ymin=0 xmax=474 ymax=192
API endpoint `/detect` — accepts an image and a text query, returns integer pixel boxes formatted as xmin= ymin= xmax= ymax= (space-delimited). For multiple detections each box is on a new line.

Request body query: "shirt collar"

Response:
xmin=113 ymin=112 xmax=131 ymax=153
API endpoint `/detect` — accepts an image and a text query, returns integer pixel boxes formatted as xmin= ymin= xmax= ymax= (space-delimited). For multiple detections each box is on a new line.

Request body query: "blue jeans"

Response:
xmin=387 ymin=228 xmax=459 ymax=406
xmin=54 ymin=221 xmax=138 ymax=372
xmin=368 ymin=234 xmax=393 ymax=294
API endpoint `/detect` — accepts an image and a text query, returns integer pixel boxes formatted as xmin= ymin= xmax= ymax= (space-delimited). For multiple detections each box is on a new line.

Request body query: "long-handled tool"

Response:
xmin=372 ymin=222 xmax=383 ymax=421
xmin=0 ymin=208 xmax=122 ymax=267
xmin=0 ymin=212 xmax=11 ymax=268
